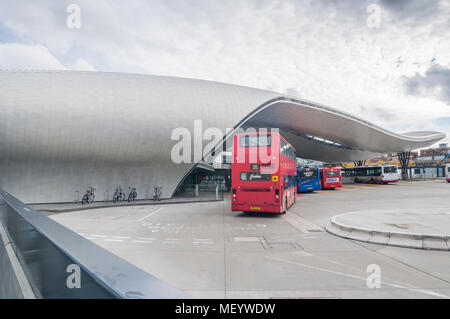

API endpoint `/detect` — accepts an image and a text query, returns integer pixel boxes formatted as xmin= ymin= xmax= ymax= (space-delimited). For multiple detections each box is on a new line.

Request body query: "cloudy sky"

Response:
xmin=0 ymin=0 xmax=449 ymax=146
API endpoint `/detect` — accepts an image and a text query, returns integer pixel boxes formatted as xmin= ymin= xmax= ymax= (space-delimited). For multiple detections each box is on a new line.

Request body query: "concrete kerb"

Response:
xmin=388 ymin=232 xmax=423 ymax=249
xmin=33 ymin=198 xmax=224 ymax=214
xmin=327 ymin=214 xmax=450 ymax=251
xmin=423 ymin=235 xmax=449 ymax=251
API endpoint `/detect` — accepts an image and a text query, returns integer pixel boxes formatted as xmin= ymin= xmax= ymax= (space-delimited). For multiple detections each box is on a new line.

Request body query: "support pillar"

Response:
xmin=397 ymin=151 xmax=411 ymax=180
xmin=354 ymin=160 xmax=366 ymax=167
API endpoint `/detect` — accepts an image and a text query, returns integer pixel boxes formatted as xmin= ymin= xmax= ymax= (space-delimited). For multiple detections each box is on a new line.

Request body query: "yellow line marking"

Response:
xmin=344 ymin=184 xmax=376 ymax=189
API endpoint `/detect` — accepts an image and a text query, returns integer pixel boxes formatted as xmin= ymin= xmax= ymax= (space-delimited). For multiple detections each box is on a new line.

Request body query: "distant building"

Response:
xmin=420 ymin=145 xmax=450 ymax=157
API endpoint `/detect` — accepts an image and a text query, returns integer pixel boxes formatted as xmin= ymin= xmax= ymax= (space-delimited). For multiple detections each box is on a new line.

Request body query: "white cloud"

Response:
xmin=0 ymin=43 xmax=65 ymax=70
xmin=0 ymin=0 xmax=448 ymax=144
xmin=69 ymin=57 xmax=95 ymax=71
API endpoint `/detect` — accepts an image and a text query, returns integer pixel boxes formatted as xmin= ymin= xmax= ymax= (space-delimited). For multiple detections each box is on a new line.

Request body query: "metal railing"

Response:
xmin=0 ymin=189 xmax=188 ymax=299
xmin=177 ymin=183 xmax=226 ymax=200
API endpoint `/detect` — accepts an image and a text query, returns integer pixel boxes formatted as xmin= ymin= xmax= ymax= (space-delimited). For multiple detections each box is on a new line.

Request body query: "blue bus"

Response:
xmin=297 ymin=166 xmax=321 ymax=192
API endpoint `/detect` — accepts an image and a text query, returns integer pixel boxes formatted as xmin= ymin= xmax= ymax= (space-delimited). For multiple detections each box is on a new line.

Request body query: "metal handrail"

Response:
xmin=0 ymin=189 xmax=188 ymax=299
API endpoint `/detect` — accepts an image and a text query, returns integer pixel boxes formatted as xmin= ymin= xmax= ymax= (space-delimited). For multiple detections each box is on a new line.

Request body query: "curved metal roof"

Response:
xmin=0 ymin=71 xmax=445 ymax=203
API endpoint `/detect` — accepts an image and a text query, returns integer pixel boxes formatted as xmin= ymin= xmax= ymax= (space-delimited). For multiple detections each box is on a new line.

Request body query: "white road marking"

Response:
xmin=132 ymin=240 xmax=153 ymax=243
xmin=138 ymin=207 xmax=164 ymax=222
xmin=193 ymin=238 xmax=214 ymax=244
xmin=233 ymin=236 xmax=261 ymax=242
xmin=266 ymin=255 xmax=449 ymax=299
xmin=282 ymin=212 xmax=323 ymax=234
xmin=409 ymin=289 xmax=450 ymax=299
xmin=90 ymin=234 xmax=107 ymax=238
xmin=104 ymin=238 xmax=124 ymax=242
xmin=163 ymin=238 xmax=183 ymax=244
xmin=112 ymin=236 xmax=130 ymax=239
xmin=138 ymin=237 xmax=156 ymax=241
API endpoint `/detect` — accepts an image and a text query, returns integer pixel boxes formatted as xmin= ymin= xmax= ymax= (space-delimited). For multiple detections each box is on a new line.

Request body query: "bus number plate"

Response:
xmin=250 ymin=206 xmax=261 ymax=211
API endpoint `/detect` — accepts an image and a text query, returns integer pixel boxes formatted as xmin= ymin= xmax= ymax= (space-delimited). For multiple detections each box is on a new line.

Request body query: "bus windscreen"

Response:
xmin=240 ymin=135 xmax=272 ymax=147
xmin=324 ymin=170 xmax=340 ymax=177
xmin=299 ymin=168 xmax=318 ymax=179
xmin=384 ymin=166 xmax=398 ymax=173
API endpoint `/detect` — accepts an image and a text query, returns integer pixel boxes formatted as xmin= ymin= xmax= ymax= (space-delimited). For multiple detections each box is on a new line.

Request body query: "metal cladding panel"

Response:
xmin=0 ymin=71 xmax=278 ymax=203
xmin=0 ymin=71 xmax=445 ymax=204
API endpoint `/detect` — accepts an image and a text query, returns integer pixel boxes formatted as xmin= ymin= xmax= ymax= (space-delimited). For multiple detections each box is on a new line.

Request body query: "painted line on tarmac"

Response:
xmin=104 ymin=238 xmax=124 ymax=242
xmin=266 ymin=255 xmax=450 ymax=299
xmin=163 ymin=238 xmax=183 ymax=244
xmin=344 ymin=185 xmax=376 ymax=189
xmin=282 ymin=212 xmax=323 ymax=234
xmin=137 ymin=207 xmax=164 ymax=222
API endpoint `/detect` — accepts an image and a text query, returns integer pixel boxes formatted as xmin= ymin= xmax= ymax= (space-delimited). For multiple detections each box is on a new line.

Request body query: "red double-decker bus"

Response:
xmin=320 ymin=167 xmax=342 ymax=189
xmin=231 ymin=131 xmax=297 ymax=213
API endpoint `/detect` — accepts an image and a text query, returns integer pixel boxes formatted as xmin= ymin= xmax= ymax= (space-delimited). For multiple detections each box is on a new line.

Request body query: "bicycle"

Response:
xmin=128 ymin=187 xmax=137 ymax=202
xmin=113 ymin=187 xmax=126 ymax=203
xmin=81 ymin=187 xmax=95 ymax=205
xmin=152 ymin=187 xmax=162 ymax=201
